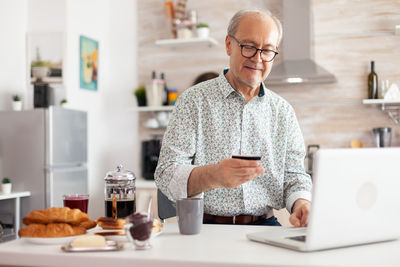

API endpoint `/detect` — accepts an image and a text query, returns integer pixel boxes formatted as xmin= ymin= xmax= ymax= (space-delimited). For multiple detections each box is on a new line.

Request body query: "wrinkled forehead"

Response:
xmin=235 ymin=12 xmax=280 ymax=48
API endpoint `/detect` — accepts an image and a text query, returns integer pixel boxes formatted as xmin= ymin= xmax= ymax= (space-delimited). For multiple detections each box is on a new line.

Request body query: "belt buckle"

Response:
xmin=232 ymin=215 xmax=236 ymax=224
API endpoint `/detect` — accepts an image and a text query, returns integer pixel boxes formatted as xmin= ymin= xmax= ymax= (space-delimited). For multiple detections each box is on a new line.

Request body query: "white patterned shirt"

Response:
xmin=155 ymin=69 xmax=312 ymax=216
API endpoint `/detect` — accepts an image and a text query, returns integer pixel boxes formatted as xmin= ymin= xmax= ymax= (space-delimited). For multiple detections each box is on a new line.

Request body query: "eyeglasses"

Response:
xmin=229 ymin=35 xmax=278 ymax=62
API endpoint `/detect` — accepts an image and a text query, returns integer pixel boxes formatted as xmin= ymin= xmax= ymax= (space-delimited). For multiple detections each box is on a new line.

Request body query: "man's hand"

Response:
xmin=187 ymin=158 xmax=264 ymax=196
xmin=214 ymin=158 xmax=265 ymax=188
xmin=289 ymin=199 xmax=311 ymax=227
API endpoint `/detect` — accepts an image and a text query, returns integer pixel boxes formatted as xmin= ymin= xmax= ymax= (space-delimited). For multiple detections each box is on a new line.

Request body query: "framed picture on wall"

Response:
xmin=79 ymin=35 xmax=98 ymax=91
xmin=27 ymin=32 xmax=64 ymax=84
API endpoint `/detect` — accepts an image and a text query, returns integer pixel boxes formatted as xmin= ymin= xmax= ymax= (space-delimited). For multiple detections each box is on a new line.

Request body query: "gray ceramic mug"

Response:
xmin=176 ymin=198 xmax=204 ymax=235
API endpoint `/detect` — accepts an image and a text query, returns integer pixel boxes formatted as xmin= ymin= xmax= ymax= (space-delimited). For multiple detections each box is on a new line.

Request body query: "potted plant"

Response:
xmin=31 ymin=47 xmax=50 ymax=81
xmin=196 ymin=22 xmax=210 ymax=39
xmin=60 ymin=99 xmax=68 ymax=107
xmin=134 ymin=86 xmax=147 ymax=107
xmin=1 ymin=178 xmax=12 ymax=194
xmin=12 ymin=95 xmax=22 ymax=111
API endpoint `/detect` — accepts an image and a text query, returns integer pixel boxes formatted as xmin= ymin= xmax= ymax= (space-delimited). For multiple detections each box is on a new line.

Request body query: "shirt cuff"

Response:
xmin=167 ymin=164 xmax=198 ymax=201
xmin=286 ymin=191 xmax=312 ymax=214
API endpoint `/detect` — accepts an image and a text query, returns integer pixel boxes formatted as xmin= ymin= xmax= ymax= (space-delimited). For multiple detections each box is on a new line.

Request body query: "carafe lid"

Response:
xmin=104 ymin=165 xmax=136 ymax=181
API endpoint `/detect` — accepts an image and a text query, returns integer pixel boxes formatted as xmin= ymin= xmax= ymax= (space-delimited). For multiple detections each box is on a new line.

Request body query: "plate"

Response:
xmin=92 ymin=229 xmax=162 ymax=243
xmin=151 ymin=229 xmax=162 ymax=238
xmin=61 ymin=240 xmax=124 ymax=252
xmin=93 ymin=230 xmax=128 ymax=243
xmin=22 ymin=235 xmax=86 ymax=245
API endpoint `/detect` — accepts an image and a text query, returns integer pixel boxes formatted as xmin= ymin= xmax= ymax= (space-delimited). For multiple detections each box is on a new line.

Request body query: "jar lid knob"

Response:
xmin=117 ymin=165 xmax=123 ymax=172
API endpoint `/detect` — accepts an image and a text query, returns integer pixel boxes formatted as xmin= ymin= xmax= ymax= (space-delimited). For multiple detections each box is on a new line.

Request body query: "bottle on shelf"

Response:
xmin=146 ymin=71 xmax=164 ymax=107
xmin=160 ymin=72 xmax=168 ymax=106
xmin=368 ymin=61 xmax=378 ymax=99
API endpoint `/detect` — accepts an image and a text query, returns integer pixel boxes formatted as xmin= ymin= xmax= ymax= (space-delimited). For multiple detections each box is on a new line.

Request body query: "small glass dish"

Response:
xmin=125 ymin=213 xmax=153 ymax=250
xmin=61 ymin=240 xmax=123 ymax=252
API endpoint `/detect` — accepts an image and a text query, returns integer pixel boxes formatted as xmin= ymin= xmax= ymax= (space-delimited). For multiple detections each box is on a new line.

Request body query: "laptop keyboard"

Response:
xmin=287 ymin=235 xmax=307 ymax=242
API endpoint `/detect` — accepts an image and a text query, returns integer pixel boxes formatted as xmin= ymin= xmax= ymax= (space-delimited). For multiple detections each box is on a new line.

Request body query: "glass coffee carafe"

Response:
xmin=104 ymin=165 xmax=136 ymax=218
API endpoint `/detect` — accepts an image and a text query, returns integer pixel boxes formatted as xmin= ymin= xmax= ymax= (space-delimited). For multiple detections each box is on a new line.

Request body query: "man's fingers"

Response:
xmin=230 ymin=158 xmax=261 ymax=167
xmin=300 ymin=207 xmax=309 ymax=227
xmin=233 ymin=166 xmax=265 ymax=178
xmin=289 ymin=214 xmax=300 ymax=227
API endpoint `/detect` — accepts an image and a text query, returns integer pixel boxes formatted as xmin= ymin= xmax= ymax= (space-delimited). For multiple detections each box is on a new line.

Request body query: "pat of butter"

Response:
xmin=71 ymin=235 xmax=107 ymax=248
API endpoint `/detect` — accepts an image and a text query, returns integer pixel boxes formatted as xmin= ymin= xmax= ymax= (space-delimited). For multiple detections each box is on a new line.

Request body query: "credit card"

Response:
xmin=232 ymin=155 xmax=262 ymax=161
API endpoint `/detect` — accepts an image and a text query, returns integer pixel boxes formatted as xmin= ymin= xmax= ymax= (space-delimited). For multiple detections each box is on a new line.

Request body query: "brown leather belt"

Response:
xmin=203 ymin=213 xmax=268 ymax=225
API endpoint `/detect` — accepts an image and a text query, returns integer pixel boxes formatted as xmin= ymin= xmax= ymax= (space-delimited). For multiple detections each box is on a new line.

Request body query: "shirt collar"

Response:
xmin=218 ymin=68 xmax=265 ymax=98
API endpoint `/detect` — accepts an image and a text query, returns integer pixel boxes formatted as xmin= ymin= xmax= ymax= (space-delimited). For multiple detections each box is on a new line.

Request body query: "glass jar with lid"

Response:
xmin=104 ymin=165 xmax=136 ymax=218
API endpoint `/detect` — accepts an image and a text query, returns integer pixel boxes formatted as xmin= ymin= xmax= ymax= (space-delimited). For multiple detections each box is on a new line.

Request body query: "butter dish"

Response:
xmin=61 ymin=240 xmax=124 ymax=252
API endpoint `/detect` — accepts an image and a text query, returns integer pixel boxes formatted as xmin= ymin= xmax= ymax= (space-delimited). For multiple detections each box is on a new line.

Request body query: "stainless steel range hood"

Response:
xmin=267 ymin=0 xmax=336 ymax=85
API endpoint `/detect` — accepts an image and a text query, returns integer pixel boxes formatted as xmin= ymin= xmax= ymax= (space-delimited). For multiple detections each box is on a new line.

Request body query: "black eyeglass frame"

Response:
xmin=229 ymin=35 xmax=279 ymax=62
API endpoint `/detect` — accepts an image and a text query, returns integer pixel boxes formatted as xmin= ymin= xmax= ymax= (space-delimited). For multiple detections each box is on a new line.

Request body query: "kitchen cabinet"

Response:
xmin=362 ymin=99 xmax=400 ymax=124
xmin=0 ymin=191 xmax=31 ymax=242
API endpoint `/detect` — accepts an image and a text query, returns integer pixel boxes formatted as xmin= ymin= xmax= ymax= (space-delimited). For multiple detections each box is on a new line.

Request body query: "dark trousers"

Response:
xmin=203 ymin=216 xmax=282 ymax=226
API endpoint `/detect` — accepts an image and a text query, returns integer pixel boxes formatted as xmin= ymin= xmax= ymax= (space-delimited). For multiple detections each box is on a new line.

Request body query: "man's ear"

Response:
xmin=225 ymin=35 xmax=232 ymax=56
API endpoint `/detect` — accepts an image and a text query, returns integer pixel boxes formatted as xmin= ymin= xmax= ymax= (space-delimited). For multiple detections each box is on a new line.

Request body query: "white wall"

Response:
xmin=0 ymin=0 xmax=27 ymax=110
xmin=65 ymin=0 xmax=138 ymax=218
xmin=27 ymin=0 xmax=65 ymax=31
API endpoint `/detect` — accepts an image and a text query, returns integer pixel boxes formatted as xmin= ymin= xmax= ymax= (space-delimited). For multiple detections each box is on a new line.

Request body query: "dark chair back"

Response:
xmin=157 ymin=189 xmax=176 ymax=220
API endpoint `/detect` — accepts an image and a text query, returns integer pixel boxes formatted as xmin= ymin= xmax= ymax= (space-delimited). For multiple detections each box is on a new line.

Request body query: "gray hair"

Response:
xmin=227 ymin=9 xmax=283 ymax=47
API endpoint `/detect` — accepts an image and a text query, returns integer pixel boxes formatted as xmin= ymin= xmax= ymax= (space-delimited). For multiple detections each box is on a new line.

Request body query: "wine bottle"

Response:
xmin=160 ymin=72 xmax=168 ymax=106
xmin=368 ymin=61 xmax=378 ymax=99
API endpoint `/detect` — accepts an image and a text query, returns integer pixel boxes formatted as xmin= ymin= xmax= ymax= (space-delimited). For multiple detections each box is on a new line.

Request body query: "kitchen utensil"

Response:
xmin=104 ymin=165 xmax=136 ymax=218
xmin=176 ymin=198 xmax=203 ymax=235
xmin=146 ymin=81 xmax=164 ymax=107
xmin=373 ymin=127 xmax=392 ymax=147
xmin=305 ymin=144 xmax=320 ymax=177
xmin=141 ymin=138 xmax=162 ymax=180
xmin=62 ymin=240 xmax=123 ymax=252
xmin=147 ymin=197 xmax=153 ymax=221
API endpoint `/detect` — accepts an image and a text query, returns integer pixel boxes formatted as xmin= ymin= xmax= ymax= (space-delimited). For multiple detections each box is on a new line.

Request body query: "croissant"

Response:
xmin=23 ymin=207 xmax=89 ymax=225
xmin=18 ymin=223 xmax=86 ymax=238
xmin=96 ymin=217 xmax=126 ymax=229
xmin=79 ymin=219 xmax=97 ymax=230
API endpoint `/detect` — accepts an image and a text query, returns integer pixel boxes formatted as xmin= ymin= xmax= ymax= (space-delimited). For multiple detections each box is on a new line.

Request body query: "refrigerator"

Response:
xmin=0 ymin=107 xmax=88 ymax=222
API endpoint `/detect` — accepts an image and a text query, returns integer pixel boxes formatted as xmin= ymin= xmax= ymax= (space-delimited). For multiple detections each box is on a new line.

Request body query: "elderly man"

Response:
xmin=155 ymin=9 xmax=312 ymax=227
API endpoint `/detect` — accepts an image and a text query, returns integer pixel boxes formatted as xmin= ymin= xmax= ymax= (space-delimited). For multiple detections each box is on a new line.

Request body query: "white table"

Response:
xmin=0 ymin=191 xmax=31 ymax=235
xmin=0 ymin=223 xmax=399 ymax=267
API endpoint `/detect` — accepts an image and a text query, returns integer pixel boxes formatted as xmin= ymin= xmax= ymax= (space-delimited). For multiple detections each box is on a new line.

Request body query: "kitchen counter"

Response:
xmin=0 ymin=223 xmax=399 ymax=267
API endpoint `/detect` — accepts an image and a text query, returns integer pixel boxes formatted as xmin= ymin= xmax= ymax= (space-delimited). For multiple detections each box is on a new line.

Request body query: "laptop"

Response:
xmin=247 ymin=148 xmax=400 ymax=251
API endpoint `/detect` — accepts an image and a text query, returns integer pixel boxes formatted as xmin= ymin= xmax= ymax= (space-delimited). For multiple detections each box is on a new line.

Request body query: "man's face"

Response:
xmin=226 ymin=13 xmax=279 ymax=88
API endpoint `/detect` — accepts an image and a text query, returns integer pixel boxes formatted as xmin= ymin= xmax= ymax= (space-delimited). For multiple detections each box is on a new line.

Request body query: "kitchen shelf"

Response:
xmin=0 ymin=191 xmax=31 ymax=240
xmin=362 ymin=99 xmax=400 ymax=124
xmin=155 ymin=37 xmax=218 ymax=48
xmin=129 ymin=106 xmax=175 ymax=112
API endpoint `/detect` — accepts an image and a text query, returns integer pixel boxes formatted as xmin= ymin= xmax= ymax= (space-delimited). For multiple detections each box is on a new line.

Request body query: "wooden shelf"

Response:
xmin=155 ymin=37 xmax=218 ymax=48
xmin=129 ymin=106 xmax=175 ymax=112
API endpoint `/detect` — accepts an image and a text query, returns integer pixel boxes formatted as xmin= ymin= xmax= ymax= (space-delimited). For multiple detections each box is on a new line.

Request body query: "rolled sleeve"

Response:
xmin=154 ymin=89 xmax=200 ymax=202
xmin=167 ymin=165 xmax=197 ymax=200
xmin=286 ymin=191 xmax=312 ymax=213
